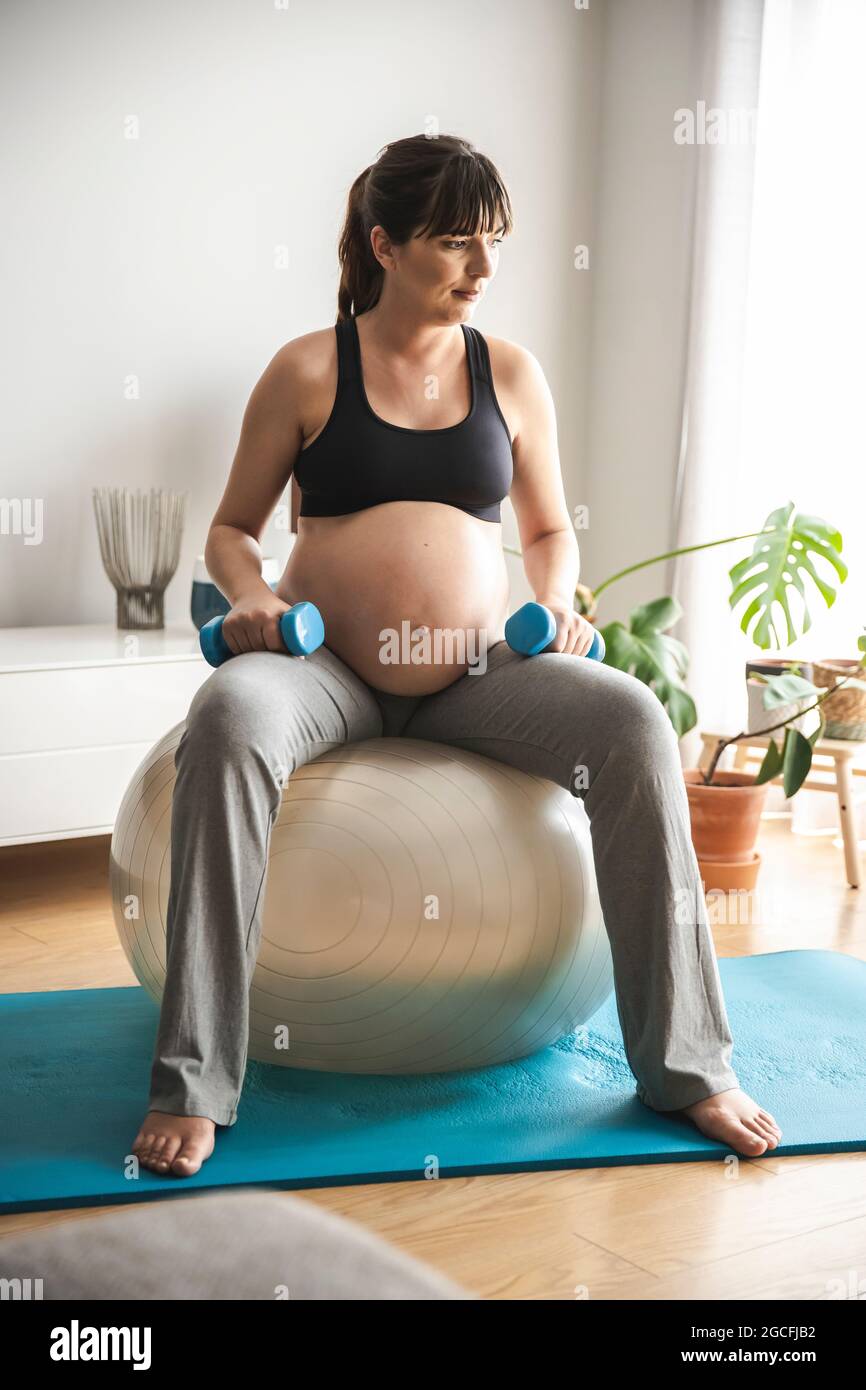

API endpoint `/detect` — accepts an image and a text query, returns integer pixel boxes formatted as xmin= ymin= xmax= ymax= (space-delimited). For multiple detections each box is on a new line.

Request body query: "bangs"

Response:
xmin=413 ymin=154 xmax=514 ymax=241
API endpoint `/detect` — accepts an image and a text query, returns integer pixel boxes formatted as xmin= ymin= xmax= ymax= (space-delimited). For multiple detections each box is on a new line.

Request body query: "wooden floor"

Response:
xmin=1 ymin=814 xmax=865 ymax=1300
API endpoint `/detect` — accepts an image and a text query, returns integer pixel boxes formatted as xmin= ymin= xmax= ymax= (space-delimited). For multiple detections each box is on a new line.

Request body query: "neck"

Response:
xmin=358 ymin=294 xmax=463 ymax=365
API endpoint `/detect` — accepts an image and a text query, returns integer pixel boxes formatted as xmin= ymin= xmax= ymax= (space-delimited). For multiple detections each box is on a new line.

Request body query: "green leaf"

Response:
xmin=782 ymin=727 xmax=814 ymax=798
xmin=754 ymin=737 xmax=783 ymax=785
xmin=728 ymin=501 xmax=847 ymax=649
xmin=599 ymin=600 xmax=696 ymax=736
xmin=758 ymin=672 xmax=820 ymax=709
xmin=808 ymin=711 xmax=825 ymax=747
xmin=629 ymin=596 xmax=682 ymax=638
xmin=663 ymin=685 xmax=698 ymax=736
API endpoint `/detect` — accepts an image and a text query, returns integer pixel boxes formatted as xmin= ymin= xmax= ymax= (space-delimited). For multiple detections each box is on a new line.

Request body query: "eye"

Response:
xmin=444 ymin=237 xmax=504 ymax=250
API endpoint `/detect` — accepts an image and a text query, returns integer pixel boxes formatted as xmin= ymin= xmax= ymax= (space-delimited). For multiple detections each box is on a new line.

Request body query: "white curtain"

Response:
xmin=670 ymin=0 xmax=765 ymax=769
xmin=671 ymin=0 xmax=866 ymax=840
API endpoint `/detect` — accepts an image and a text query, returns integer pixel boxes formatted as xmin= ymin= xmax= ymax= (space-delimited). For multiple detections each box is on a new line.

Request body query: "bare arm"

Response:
xmin=507 ymin=346 xmax=594 ymax=656
xmin=205 ymin=345 xmax=303 ymax=602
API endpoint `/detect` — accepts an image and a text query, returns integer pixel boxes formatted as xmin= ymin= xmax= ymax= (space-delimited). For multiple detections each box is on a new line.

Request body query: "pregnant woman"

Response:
xmin=132 ymin=133 xmax=781 ymax=1177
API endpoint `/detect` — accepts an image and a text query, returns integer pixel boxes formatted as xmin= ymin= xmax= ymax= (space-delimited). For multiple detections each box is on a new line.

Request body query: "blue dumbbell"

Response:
xmin=199 ymin=600 xmax=325 ymax=668
xmin=505 ymin=602 xmax=605 ymax=660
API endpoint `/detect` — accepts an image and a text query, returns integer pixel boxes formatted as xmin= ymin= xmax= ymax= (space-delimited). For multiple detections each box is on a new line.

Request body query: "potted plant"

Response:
xmin=686 ymin=639 xmax=866 ymax=890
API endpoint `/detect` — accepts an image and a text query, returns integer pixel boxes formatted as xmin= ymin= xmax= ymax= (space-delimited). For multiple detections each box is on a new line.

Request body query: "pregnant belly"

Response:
xmin=276 ymin=502 xmax=510 ymax=694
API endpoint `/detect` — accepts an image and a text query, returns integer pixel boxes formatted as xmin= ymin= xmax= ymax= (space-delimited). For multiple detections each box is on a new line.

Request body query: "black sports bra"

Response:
xmin=293 ymin=314 xmax=514 ymax=522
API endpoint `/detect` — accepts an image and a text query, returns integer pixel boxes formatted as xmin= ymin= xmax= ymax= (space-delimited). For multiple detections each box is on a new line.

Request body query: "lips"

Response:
xmin=454 ymin=290 xmax=480 ymax=299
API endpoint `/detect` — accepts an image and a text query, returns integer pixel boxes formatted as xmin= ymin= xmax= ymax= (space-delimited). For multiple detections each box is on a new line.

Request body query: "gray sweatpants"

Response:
xmin=149 ymin=640 xmax=739 ymax=1126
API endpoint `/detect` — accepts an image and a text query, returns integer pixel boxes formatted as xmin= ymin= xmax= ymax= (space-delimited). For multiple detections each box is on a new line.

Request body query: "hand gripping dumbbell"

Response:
xmin=505 ymin=602 xmax=606 ymax=660
xmin=200 ymin=598 xmax=604 ymax=668
xmin=199 ymin=601 xmax=325 ymax=668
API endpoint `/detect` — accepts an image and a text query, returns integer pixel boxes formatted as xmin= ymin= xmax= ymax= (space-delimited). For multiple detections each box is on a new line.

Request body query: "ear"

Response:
xmin=369 ymin=224 xmax=398 ymax=271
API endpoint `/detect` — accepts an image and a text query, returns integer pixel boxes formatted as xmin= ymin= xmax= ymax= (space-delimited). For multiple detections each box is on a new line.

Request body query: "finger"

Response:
xmin=259 ymin=619 xmax=286 ymax=655
xmin=544 ymin=622 xmax=567 ymax=653
xmin=264 ymin=621 xmax=287 ymax=653
xmin=562 ymin=628 xmax=581 ymax=656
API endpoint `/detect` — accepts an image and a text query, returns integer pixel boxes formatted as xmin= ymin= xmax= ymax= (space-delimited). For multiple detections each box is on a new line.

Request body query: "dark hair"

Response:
xmin=336 ymin=134 xmax=514 ymax=321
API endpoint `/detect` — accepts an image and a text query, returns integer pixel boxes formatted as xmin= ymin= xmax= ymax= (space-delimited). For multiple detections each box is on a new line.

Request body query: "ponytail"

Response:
xmin=337 ymin=165 xmax=381 ymax=321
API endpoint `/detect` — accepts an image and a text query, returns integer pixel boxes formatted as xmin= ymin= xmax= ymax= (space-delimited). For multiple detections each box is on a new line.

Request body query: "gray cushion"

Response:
xmin=0 ymin=1189 xmax=476 ymax=1300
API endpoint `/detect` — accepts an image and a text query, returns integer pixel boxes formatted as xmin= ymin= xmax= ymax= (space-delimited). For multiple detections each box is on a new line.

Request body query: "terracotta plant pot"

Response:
xmin=696 ymin=850 xmax=762 ymax=895
xmin=682 ymin=769 xmax=769 ymax=864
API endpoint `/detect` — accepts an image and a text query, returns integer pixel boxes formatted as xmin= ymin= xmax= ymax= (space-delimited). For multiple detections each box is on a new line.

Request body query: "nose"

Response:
xmin=468 ymin=240 xmax=497 ymax=279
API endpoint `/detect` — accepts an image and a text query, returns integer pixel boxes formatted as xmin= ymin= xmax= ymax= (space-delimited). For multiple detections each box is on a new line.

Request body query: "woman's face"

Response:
xmin=372 ymin=219 xmax=506 ymax=320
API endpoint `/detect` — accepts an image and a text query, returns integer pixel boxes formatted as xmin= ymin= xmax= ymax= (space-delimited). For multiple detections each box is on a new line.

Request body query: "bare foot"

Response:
xmin=682 ymin=1088 xmax=782 ymax=1156
xmin=131 ymin=1111 xmax=216 ymax=1177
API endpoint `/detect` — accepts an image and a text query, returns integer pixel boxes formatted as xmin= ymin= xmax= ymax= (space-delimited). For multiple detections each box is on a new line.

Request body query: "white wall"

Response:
xmin=1 ymin=0 xmax=612 ymax=628
xmin=1 ymin=0 xmax=703 ymax=636
xmin=581 ymin=0 xmax=701 ymax=626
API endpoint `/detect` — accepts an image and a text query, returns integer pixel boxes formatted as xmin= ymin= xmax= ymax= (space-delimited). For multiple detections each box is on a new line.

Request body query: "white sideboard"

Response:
xmin=0 ymin=625 xmax=212 ymax=846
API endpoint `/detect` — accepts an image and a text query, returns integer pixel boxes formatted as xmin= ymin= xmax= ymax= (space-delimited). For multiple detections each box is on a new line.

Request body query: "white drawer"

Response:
xmin=0 ymin=661 xmax=209 ymax=755
xmin=0 ymin=743 xmax=172 ymax=843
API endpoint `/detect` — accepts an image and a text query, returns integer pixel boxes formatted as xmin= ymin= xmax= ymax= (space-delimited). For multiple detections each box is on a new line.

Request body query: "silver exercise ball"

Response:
xmin=111 ymin=731 xmax=613 ymax=1074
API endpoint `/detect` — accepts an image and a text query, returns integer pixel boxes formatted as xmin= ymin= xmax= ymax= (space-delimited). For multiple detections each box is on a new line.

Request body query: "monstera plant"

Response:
xmin=503 ymin=501 xmax=849 ymax=738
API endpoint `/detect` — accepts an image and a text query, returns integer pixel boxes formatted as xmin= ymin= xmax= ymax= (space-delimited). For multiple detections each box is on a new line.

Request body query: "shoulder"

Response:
xmin=268 ymin=325 xmax=338 ymax=392
xmin=474 ymin=332 xmax=554 ymax=443
xmin=252 ymin=327 xmax=339 ymax=440
xmin=482 ymin=334 xmax=551 ymax=388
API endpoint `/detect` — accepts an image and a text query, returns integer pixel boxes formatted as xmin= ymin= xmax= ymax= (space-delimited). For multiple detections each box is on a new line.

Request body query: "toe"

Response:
xmin=149 ymin=1137 xmax=172 ymax=1171
xmin=737 ymin=1120 xmax=769 ymax=1155
xmin=142 ymin=1136 xmax=167 ymax=1169
xmin=171 ymin=1144 xmax=204 ymax=1177
xmin=158 ymin=1136 xmax=183 ymax=1169
xmin=752 ymin=1117 xmax=780 ymax=1148
xmin=758 ymin=1110 xmax=782 ymax=1136
xmin=171 ymin=1132 xmax=213 ymax=1176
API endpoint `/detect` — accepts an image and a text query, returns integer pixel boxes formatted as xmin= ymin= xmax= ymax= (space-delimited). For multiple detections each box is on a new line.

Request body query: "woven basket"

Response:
xmin=812 ymin=659 xmax=866 ymax=741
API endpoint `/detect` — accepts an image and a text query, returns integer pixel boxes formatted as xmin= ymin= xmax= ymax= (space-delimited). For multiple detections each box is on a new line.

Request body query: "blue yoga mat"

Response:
xmin=1 ymin=950 xmax=864 ymax=1214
